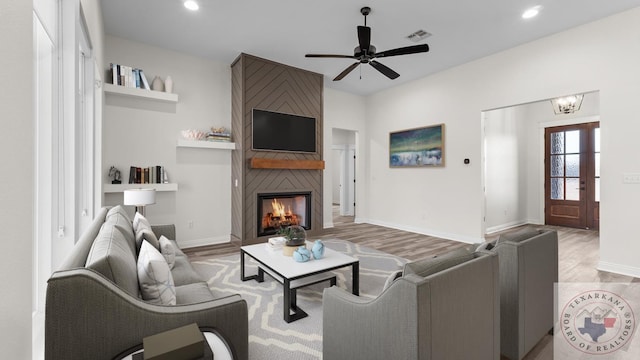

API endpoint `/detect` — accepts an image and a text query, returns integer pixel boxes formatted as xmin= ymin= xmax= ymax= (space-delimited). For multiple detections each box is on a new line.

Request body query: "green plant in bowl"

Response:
xmin=277 ymin=225 xmax=307 ymax=246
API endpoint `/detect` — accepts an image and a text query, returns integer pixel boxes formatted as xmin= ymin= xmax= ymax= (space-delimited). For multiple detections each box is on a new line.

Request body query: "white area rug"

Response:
xmin=191 ymin=239 xmax=407 ymax=360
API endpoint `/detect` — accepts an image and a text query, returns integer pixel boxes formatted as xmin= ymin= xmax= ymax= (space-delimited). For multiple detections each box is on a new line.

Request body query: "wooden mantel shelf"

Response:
xmin=250 ymin=158 xmax=325 ymax=170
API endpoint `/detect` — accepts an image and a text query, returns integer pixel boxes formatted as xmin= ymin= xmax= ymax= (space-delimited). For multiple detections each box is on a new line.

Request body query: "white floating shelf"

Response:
xmin=103 ymin=183 xmax=179 ymax=193
xmin=104 ymin=83 xmax=179 ymax=103
xmin=177 ymin=139 xmax=236 ymax=150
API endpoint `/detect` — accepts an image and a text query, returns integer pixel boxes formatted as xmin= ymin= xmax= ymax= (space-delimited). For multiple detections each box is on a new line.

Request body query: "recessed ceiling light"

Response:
xmin=522 ymin=6 xmax=541 ymax=19
xmin=184 ymin=0 xmax=199 ymax=11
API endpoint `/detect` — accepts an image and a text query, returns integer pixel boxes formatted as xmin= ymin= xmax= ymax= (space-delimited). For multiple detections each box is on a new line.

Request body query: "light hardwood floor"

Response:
xmin=184 ymin=206 xmax=638 ymax=360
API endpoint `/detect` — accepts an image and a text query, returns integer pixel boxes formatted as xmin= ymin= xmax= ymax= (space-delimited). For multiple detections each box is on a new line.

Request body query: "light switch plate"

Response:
xmin=623 ymin=173 xmax=640 ymax=184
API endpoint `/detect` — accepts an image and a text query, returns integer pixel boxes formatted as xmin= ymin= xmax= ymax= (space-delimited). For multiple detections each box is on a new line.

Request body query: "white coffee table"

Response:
xmin=241 ymin=243 xmax=359 ymax=323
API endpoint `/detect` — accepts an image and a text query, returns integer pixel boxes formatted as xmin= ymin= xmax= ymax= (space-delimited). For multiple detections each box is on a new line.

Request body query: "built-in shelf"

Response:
xmin=103 ymin=83 xmax=179 ymax=103
xmin=176 ymin=139 xmax=236 ymax=150
xmin=103 ymin=183 xmax=179 ymax=193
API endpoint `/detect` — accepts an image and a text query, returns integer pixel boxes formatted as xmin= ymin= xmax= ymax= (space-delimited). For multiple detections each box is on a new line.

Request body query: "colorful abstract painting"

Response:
xmin=389 ymin=124 xmax=444 ymax=167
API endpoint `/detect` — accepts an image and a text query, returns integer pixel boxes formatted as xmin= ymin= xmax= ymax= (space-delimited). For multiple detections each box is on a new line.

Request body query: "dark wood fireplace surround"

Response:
xmin=230 ymin=54 xmax=324 ymax=246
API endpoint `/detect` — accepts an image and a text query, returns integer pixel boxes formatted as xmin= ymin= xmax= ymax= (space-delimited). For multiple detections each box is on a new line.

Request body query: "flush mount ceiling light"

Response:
xmin=551 ymin=94 xmax=584 ymax=114
xmin=522 ymin=6 xmax=541 ymax=19
xmin=184 ymin=0 xmax=199 ymax=11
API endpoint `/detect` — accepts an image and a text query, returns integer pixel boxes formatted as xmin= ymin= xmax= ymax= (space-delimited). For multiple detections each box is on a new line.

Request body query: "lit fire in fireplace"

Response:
xmin=262 ymin=198 xmax=300 ymax=230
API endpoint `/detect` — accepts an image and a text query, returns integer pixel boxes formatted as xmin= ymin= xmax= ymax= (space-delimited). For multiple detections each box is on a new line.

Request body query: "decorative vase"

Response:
xmin=151 ymin=76 xmax=164 ymax=91
xmin=293 ymin=246 xmax=311 ymax=262
xmin=164 ymin=75 xmax=173 ymax=93
xmin=311 ymin=240 xmax=325 ymax=259
xmin=282 ymin=245 xmax=298 ymax=257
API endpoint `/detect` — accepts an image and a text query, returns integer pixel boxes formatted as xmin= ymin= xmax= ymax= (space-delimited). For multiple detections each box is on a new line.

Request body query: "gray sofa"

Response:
xmin=45 ymin=206 xmax=248 ymax=360
xmin=323 ymin=249 xmax=500 ymax=360
xmin=479 ymin=228 xmax=558 ymax=360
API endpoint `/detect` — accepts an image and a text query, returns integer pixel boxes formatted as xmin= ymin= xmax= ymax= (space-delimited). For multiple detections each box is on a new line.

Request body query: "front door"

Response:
xmin=545 ymin=122 xmax=600 ymax=229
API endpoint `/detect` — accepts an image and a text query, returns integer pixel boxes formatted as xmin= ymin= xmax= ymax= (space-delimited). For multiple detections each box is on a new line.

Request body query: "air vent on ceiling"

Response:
xmin=406 ymin=29 xmax=432 ymax=42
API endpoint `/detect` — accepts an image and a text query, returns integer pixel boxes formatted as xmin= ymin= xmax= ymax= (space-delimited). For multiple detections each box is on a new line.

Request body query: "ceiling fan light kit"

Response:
xmin=305 ymin=6 xmax=430 ymax=81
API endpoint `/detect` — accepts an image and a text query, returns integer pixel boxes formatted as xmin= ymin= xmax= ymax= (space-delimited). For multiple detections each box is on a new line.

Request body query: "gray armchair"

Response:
xmin=322 ymin=250 xmax=500 ymax=360
xmin=486 ymin=228 xmax=558 ymax=360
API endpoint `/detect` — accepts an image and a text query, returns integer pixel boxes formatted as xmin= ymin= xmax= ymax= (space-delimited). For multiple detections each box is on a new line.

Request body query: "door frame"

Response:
xmin=331 ymin=143 xmax=356 ymax=217
xmin=537 ymin=115 xmax=600 ymax=225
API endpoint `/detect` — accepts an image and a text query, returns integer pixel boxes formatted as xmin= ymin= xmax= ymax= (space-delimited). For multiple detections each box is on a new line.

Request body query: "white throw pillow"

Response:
xmin=158 ymin=235 xmax=176 ymax=270
xmin=137 ymin=240 xmax=176 ymax=305
xmin=133 ymin=212 xmax=151 ymax=233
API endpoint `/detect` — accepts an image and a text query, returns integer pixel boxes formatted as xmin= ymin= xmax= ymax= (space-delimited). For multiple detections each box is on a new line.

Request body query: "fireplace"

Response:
xmin=257 ymin=192 xmax=311 ymax=237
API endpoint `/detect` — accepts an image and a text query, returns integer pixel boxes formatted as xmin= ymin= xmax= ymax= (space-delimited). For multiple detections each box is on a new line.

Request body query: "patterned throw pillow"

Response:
xmin=137 ymin=240 xmax=176 ymax=305
xmin=158 ymin=235 xmax=176 ymax=270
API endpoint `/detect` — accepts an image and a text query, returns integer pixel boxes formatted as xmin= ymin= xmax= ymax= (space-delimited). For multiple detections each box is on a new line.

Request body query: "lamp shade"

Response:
xmin=123 ymin=188 xmax=156 ymax=206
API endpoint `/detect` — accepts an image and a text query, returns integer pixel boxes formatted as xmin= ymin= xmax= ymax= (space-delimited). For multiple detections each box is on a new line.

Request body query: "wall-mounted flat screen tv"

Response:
xmin=252 ymin=109 xmax=317 ymax=153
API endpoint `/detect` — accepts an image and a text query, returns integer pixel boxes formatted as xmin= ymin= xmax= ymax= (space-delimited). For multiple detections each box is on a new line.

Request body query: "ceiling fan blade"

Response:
xmin=369 ymin=60 xmax=400 ymax=80
xmin=357 ymin=26 xmax=371 ymax=53
xmin=375 ymin=44 xmax=429 ymax=58
xmin=305 ymin=54 xmax=357 ymax=59
xmin=333 ymin=62 xmax=360 ymax=81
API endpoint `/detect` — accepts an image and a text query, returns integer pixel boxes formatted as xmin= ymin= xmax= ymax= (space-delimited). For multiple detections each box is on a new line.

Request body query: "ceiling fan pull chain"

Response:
xmin=359 ymin=65 xmax=362 ymax=80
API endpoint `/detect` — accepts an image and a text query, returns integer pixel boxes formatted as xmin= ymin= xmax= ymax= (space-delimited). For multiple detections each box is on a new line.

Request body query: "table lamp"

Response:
xmin=123 ymin=188 xmax=156 ymax=216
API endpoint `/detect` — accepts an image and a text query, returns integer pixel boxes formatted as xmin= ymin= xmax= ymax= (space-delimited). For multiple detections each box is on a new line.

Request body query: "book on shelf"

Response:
xmin=139 ymin=69 xmax=150 ymax=89
xmin=205 ymin=131 xmax=232 ymax=142
xmin=128 ymin=166 xmax=167 ymax=184
xmin=109 ymin=63 xmax=151 ymax=90
xmin=129 ymin=166 xmax=136 ymax=184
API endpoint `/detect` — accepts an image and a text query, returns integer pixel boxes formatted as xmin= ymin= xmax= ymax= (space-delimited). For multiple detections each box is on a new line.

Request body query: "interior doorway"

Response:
xmin=545 ymin=122 xmax=600 ymax=229
xmin=332 ymin=128 xmax=356 ymax=224
xmin=482 ymin=91 xmax=600 ymax=235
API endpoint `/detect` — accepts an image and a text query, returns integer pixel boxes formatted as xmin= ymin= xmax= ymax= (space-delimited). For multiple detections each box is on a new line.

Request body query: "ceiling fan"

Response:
xmin=305 ymin=6 xmax=429 ymax=81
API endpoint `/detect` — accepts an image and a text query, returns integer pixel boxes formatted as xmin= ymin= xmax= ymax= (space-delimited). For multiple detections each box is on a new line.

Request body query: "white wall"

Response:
xmin=0 ymin=1 xmax=33 ymax=357
xmin=484 ymin=107 xmax=528 ymax=232
xmin=103 ymin=35 xmax=232 ymax=248
xmin=364 ymin=7 xmax=640 ymax=276
xmin=323 ymin=88 xmax=367 ymax=228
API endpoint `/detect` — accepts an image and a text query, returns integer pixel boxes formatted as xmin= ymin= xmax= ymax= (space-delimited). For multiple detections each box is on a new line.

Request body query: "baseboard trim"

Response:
xmin=323 ymin=222 xmax=334 ymax=229
xmin=485 ymin=220 xmax=527 ymax=235
xmin=366 ymin=219 xmax=482 ymax=244
xmin=179 ymin=235 xmax=230 ymax=249
xmin=597 ymin=261 xmax=640 ymax=278
xmin=354 ymin=217 xmax=367 ymax=224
